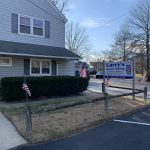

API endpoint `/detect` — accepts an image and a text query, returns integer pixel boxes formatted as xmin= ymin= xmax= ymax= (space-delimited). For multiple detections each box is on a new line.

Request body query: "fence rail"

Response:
xmin=108 ymin=85 xmax=148 ymax=101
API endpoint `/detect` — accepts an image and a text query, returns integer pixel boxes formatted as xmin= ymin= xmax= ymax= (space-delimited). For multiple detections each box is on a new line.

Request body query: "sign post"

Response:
xmin=103 ymin=60 xmax=108 ymax=112
xmin=132 ymin=58 xmax=135 ymax=100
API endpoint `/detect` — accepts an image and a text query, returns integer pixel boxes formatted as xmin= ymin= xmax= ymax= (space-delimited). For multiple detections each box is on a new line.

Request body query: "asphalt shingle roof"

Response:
xmin=0 ymin=40 xmax=81 ymax=59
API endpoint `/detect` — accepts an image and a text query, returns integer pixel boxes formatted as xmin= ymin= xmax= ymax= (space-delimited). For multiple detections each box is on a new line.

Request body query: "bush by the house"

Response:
xmin=1 ymin=76 xmax=89 ymax=101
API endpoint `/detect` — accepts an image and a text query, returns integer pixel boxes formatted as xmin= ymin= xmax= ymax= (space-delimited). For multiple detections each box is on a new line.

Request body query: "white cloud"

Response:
xmin=68 ymin=4 xmax=76 ymax=10
xmin=80 ymin=18 xmax=108 ymax=28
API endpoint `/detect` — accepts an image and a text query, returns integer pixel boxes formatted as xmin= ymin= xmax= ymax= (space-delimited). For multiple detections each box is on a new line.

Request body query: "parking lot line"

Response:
xmin=114 ymin=120 xmax=150 ymax=126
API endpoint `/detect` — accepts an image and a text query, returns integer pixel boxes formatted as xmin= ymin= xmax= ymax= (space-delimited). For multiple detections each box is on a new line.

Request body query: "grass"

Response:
xmin=4 ymin=96 xmax=148 ymax=143
xmin=0 ymin=92 xmax=102 ymax=114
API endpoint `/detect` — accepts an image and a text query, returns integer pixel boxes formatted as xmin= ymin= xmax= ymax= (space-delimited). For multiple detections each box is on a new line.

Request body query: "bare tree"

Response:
xmin=112 ymin=23 xmax=134 ymax=61
xmin=102 ymin=48 xmax=121 ymax=61
xmin=48 ymin=0 xmax=68 ymax=13
xmin=129 ymin=0 xmax=150 ymax=81
xmin=66 ymin=22 xmax=92 ymax=59
xmin=89 ymin=51 xmax=103 ymax=62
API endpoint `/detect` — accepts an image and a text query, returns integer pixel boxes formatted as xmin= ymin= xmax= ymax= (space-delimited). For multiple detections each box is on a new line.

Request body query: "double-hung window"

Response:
xmin=12 ymin=13 xmax=50 ymax=38
xmin=31 ymin=59 xmax=50 ymax=75
xmin=19 ymin=15 xmax=44 ymax=37
xmin=42 ymin=61 xmax=50 ymax=74
xmin=20 ymin=16 xmax=31 ymax=34
xmin=33 ymin=19 xmax=44 ymax=36
xmin=31 ymin=60 xmax=40 ymax=74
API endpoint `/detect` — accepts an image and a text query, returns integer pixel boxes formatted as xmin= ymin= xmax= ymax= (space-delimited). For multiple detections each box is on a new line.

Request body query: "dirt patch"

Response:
xmin=5 ymin=97 xmax=148 ymax=143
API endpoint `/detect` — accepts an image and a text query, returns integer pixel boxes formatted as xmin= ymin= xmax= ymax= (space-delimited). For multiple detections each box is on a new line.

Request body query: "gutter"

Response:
xmin=0 ymin=52 xmax=81 ymax=60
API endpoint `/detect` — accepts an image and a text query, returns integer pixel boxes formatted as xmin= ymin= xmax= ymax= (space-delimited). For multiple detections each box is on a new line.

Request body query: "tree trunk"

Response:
xmin=123 ymin=41 xmax=126 ymax=61
xmin=146 ymin=33 xmax=150 ymax=81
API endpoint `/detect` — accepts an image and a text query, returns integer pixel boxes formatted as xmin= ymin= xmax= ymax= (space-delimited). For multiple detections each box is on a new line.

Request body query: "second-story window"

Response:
xmin=12 ymin=13 xmax=50 ymax=38
xmin=33 ymin=19 xmax=44 ymax=36
xmin=20 ymin=16 xmax=31 ymax=34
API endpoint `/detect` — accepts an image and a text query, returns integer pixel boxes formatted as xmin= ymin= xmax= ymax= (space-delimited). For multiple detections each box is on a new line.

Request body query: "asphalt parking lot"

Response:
xmin=14 ymin=106 xmax=150 ymax=150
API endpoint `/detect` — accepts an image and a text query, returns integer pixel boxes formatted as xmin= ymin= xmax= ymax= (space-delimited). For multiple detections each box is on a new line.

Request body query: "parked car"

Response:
xmin=96 ymin=71 xmax=103 ymax=78
xmin=90 ymin=70 xmax=97 ymax=75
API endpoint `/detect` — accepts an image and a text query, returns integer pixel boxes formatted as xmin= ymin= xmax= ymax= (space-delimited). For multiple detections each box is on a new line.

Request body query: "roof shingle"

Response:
xmin=0 ymin=40 xmax=81 ymax=59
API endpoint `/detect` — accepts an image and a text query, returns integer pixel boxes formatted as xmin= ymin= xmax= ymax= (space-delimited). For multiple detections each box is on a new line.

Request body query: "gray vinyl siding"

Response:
xmin=45 ymin=21 xmax=50 ymax=38
xmin=0 ymin=0 xmax=65 ymax=48
xmin=58 ymin=61 xmax=75 ymax=76
xmin=0 ymin=56 xmax=75 ymax=78
xmin=0 ymin=57 xmax=24 ymax=78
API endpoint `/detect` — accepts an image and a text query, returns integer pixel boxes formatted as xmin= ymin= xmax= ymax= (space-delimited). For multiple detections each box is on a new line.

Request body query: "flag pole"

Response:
xmin=23 ymin=75 xmax=32 ymax=133
xmin=24 ymin=75 xmax=29 ymax=104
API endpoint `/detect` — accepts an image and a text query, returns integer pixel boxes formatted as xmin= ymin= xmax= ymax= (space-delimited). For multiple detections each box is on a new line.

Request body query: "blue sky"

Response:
xmin=66 ymin=0 xmax=138 ymax=52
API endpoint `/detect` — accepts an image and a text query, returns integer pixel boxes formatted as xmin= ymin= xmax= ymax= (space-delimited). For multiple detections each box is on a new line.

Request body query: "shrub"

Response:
xmin=1 ymin=76 xmax=89 ymax=102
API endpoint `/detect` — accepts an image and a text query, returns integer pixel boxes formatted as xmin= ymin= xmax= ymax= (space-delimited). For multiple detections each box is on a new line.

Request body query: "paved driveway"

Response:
xmin=14 ymin=107 xmax=150 ymax=150
xmin=88 ymin=78 xmax=150 ymax=98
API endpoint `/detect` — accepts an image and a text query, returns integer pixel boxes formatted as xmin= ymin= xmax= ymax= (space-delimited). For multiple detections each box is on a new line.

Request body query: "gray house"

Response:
xmin=0 ymin=0 xmax=80 ymax=78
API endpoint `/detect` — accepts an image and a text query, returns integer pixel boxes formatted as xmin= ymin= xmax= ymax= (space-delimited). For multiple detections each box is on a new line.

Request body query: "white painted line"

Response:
xmin=114 ymin=120 xmax=150 ymax=126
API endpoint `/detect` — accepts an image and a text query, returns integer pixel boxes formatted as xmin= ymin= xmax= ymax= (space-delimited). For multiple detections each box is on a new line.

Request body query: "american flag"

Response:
xmin=106 ymin=75 xmax=112 ymax=86
xmin=22 ymin=80 xmax=31 ymax=97
xmin=80 ymin=68 xmax=87 ymax=78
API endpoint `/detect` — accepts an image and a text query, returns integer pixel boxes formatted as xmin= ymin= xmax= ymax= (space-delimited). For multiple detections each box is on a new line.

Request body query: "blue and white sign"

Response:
xmin=105 ymin=61 xmax=133 ymax=79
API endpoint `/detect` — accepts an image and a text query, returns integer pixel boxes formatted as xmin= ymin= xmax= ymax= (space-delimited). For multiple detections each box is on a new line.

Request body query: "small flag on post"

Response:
xmin=22 ymin=80 xmax=31 ymax=97
xmin=106 ymin=75 xmax=112 ymax=87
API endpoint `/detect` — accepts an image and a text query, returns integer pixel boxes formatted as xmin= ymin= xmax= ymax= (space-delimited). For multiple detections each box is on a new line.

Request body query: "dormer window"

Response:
xmin=33 ymin=19 xmax=44 ymax=36
xmin=20 ymin=16 xmax=31 ymax=34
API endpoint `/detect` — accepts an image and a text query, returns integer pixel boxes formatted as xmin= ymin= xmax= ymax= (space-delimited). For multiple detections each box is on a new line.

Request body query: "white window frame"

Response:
xmin=18 ymin=14 xmax=45 ymax=38
xmin=18 ymin=15 xmax=31 ymax=36
xmin=30 ymin=59 xmax=51 ymax=76
xmin=0 ymin=57 xmax=12 ymax=67
xmin=33 ymin=18 xmax=44 ymax=37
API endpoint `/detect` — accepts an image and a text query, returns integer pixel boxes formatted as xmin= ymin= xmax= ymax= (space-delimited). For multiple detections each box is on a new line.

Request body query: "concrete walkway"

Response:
xmin=0 ymin=112 xmax=27 ymax=150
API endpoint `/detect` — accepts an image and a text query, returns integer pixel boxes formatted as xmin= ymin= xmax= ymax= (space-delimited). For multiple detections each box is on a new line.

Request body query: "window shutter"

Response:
xmin=45 ymin=21 xmax=50 ymax=38
xmin=52 ymin=61 xmax=57 ymax=76
xmin=11 ymin=13 xmax=18 ymax=34
xmin=24 ymin=59 xmax=30 ymax=75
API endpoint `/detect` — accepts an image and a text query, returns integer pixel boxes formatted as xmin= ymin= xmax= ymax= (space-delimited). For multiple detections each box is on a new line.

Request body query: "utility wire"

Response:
xmin=25 ymin=0 xmax=65 ymax=23
xmin=99 ymin=11 xmax=130 ymax=28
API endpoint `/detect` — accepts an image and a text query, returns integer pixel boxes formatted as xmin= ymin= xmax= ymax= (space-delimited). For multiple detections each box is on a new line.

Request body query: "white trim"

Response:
xmin=0 ymin=52 xmax=80 ymax=60
xmin=18 ymin=14 xmax=45 ymax=38
xmin=30 ymin=58 xmax=51 ymax=76
xmin=0 ymin=57 xmax=12 ymax=66
xmin=114 ymin=120 xmax=150 ymax=126
xmin=18 ymin=14 xmax=31 ymax=35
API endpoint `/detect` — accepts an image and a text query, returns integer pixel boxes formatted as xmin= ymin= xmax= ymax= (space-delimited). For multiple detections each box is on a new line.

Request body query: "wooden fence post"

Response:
xmin=25 ymin=105 xmax=32 ymax=133
xmin=144 ymin=87 xmax=148 ymax=102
